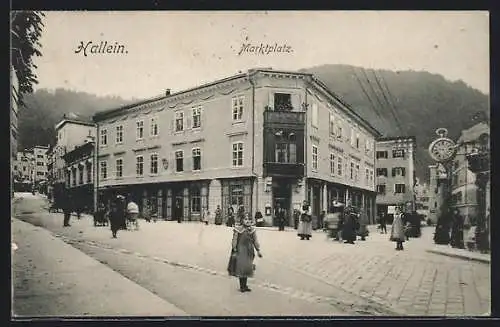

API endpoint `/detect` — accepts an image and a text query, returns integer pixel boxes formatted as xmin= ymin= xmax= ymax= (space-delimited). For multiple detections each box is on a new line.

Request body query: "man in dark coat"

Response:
xmin=450 ymin=208 xmax=465 ymax=249
xmin=62 ymin=193 xmax=72 ymax=227
xmin=342 ymin=203 xmax=357 ymax=244
xmin=275 ymin=203 xmax=286 ymax=231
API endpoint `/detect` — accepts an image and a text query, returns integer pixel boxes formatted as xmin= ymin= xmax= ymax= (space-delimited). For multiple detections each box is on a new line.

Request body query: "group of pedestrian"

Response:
xmin=324 ymin=200 xmax=369 ymax=245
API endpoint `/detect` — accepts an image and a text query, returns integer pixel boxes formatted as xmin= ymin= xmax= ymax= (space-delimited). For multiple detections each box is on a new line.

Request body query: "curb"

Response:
xmin=425 ymin=249 xmax=490 ymax=264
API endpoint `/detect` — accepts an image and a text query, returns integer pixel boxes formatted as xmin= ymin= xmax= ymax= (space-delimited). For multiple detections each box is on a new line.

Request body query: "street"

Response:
xmin=12 ymin=193 xmax=490 ymax=317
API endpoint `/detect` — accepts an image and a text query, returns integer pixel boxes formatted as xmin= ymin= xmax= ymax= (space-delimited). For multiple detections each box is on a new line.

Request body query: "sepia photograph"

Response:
xmin=10 ymin=10 xmax=490 ymax=318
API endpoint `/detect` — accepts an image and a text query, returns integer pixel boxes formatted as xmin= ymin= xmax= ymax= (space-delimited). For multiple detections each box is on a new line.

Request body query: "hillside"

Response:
xmin=300 ymin=64 xmax=489 ymax=181
xmin=17 ymin=88 xmax=137 ymax=150
xmin=16 ymin=66 xmax=489 ymax=182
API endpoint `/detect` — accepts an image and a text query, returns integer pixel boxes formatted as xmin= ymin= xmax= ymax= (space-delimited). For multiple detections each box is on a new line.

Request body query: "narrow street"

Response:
xmin=12 ymin=193 xmax=490 ymax=316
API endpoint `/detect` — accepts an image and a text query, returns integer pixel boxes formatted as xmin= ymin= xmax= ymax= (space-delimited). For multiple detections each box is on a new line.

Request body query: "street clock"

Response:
xmin=428 ymin=128 xmax=457 ymax=163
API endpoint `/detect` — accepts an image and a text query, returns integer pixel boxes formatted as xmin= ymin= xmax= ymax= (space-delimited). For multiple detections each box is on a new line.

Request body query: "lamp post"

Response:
xmin=465 ymin=133 xmax=490 ymax=253
xmin=427 ymin=128 xmax=457 ymax=245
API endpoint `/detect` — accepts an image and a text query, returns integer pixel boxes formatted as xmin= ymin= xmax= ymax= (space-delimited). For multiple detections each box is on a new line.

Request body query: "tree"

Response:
xmin=11 ymin=11 xmax=45 ymax=106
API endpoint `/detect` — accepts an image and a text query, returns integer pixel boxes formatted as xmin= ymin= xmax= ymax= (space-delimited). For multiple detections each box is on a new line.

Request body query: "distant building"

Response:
xmin=451 ymin=122 xmax=490 ymax=225
xmin=62 ymin=137 xmax=95 ymax=212
xmin=93 ymin=68 xmax=380 ymax=225
xmin=49 ymin=117 xmax=96 ymax=206
xmin=414 ymin=179 xmax=430 ymax=219
xmin=13 ymin=151 xmax=35 ymax=182
xmin=375 ymin=136 xmax=417 ymax=218
xmin=427 ymin=163 xmax=447 ymax=225
xmin=33 ymin=145 xmax=49 ymax=185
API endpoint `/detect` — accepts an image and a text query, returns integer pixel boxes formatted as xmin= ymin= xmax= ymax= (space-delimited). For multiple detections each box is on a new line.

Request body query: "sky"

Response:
xmin=33 ymin=11 xmax=489 ymax=100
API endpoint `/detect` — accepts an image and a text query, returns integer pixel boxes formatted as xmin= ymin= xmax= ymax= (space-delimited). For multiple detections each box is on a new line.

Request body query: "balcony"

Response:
xmin=264 ymin=110 xmax=305 ymax=126
xmin=264 ymin=162 xmax=304 ymax=178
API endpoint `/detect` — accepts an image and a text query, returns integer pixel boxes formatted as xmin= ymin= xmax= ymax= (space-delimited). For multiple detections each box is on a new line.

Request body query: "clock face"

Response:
xmin=429 ymin=138 xmax=456 ymax=162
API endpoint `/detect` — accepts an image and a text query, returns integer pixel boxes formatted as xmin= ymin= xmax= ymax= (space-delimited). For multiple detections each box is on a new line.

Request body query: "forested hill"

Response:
xmin=17 ymin=88 xmax=136 ymax=150
xmin=300 ymin=64 xmax=489 ymax=181
xmin=17 ymin=65 xmax=489 ymax=182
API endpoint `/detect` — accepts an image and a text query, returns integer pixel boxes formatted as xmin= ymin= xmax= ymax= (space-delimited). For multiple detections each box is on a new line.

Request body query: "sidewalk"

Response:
xmin=11 ymin=217 xmax=187 ymax=317
xmin=426 ymin=245 xmax=490 ymax=264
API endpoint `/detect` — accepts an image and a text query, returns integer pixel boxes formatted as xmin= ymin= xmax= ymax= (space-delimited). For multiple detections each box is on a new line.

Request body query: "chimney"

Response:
xmin=165 ymin=89 xmax=171 ymax=96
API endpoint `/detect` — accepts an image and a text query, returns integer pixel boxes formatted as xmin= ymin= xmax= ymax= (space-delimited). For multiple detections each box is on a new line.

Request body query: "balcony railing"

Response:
xmin=264 ymin=110 xmax=305 ymax=125
xmin=264 ymin=162 xmax=304 ymax=177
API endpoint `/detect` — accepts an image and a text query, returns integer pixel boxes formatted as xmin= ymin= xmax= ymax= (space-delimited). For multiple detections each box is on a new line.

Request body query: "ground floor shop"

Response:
xmin=97 ymin=176 xmax=376 ymax=226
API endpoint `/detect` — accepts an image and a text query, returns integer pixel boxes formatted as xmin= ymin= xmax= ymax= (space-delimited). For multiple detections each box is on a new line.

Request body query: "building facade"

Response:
xmin=451 ymin=122 xmax=490 ymax=225
xmin=33 ymin=145 xmax=49 ymax=184
xmin=13 ymin=150 xmax=35 ymax=183
xmin=62 ymin=139 xmax=95 ymax=212
xmin=11 ymin=66 xmax=19 ymax=197
xmin=375 ymin=136 xmax=417 ymax=219
xmin=93 ymin=68 xmax=380 ymax=226
xmin=427 ymin=163 xmax=448 ymax=225
xmin=414 ymin=179 xmax=430 ymax=220
xmin=49 ymin=118 xmax=97 ymax=204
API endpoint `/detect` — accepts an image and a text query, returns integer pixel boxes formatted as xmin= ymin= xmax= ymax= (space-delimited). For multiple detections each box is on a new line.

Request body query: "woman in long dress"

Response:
xmin=297 ymin=201 xmax=312 ymax=240
xmin=390 ymin=206 xmax=406 ymax=250
xmin=228 ymin=213 xmax=263 ymax=292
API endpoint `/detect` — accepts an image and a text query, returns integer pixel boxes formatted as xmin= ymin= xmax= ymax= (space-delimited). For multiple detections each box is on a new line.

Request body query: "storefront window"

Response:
xmin=191 ymin=186 xmax=201 ymax=213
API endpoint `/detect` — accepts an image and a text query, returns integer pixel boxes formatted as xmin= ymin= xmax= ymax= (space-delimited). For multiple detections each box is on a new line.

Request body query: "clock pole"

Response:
xmin=427 ymin=128 xmax=457 ymax=245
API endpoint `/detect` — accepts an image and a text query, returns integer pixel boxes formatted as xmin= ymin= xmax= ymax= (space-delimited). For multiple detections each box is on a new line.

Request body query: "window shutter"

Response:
xmin=401 ymin=167 xmax=406 ymax=176
xmin=186 ymin=115 xmax=192 ymax=130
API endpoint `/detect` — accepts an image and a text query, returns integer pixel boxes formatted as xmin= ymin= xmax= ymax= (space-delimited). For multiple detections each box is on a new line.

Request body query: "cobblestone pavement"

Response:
xmin=13 ymin=193 xmax=491 ymax=316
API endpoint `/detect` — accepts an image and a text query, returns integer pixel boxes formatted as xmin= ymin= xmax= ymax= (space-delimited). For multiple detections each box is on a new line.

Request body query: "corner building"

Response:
xmin=93 ymin=69 xmax=380 ymax=225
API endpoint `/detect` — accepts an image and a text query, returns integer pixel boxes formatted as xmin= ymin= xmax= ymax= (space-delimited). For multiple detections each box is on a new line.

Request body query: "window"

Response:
xmin=150 ymin=153 xmax=159 ymax=174
xmin=175 ymin=111 xmax=184 ymax=132
xmin=175 ymin=150 xmax=184 ymax=172
xmin=355 ymin=164 xmax=360 ymax=181
xmin=230 ymin=184 xmax=244 ymax=206
xmin=115 ymin=158 xmax=123 ymax=178
xmin=337 ymin=157 xmax=343 ymax=176
xmin=350 ymin=128 xmax=356 ymax=147
xmin=329 ymin=114 xmax=336 ymax=136
xmin=365 ymin=168 xmax=369 ymax=185
xmin=392 ymin=149 xmax=405 ymax=158
xmin=330 ymin=153 xmax=335 ymax=175
xmin=79 ymin=167 xmax=84 ymax=185
xmin=86 ymin=164 xmax=92 ymax=183
xmin=38 ymin=171 xmax=46 ymax=176
xmin=377 ymin=184 xmax=386 ymax=194
xmin=356 ymin=134 xmax=360 ymax=149
xmin=37 ymin=154 xmax=43 ymax=159
xmin=116 ymin=125 xmax=123 ymax=144
xmin=191 ymin=187 xmax=201 ymax=214
xmin=336 ymin=124 xmax=343 ymax=139
xmin=136 ymin=156 xmax=144 ymax=176
xmin=376 ymin=168 xmax=388 ymax=177
xmin=312 ymin=145 xmax=318 ymax=170
xmin=395 ymin=184 xmax=406 ymax=193
xmin=99 ymin=161 xmax=107 ymax=179
xmin=232 ymin=142 xmax=244 ymax=167
xmin=37 ymin=162 xmax=44 ymax=166
xmin=100 ymin=129 xmax=107 ymax=146
xmin=192 ymin=148 xmax=201 ymax=171
xmin=136 ymin=120 xmax=144 ymax=140
xmin=311 ymin=103 xmax=318 ymax=127
xmin=192 ymin=106 xmax=202 ymax=129
xmin=232 ymin=96 xmax=244 ymax=121
xmin=150 ymin=117 xmax=159 ymax=136
xmin=392 ymin=167 xmax=406 ymax=177
xmin=274 ymin=93 xmax=292 ymax=111
xmin=370 ymin=169 xmax=374 ymax=185
xmin=350 ymin=162 xmax=354 ymax=179
xmin=365 ymin=139 xmax=372 ymax=153
xmin=275 ymin=142 xmax=297 ymax=163
xmin=376 ymin=151 xmax=388 ymax=159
